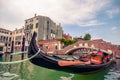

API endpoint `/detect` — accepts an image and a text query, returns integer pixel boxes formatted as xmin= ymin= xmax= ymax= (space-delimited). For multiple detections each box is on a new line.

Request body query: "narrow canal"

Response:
xmin=0 ymin=54 xmax=120 ymax=80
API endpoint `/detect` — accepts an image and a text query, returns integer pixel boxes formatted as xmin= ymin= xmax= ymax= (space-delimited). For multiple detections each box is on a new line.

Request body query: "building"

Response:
xmin=38 ymin=40 xmax=63 ymax=54
xmin=24 ymin=14 xmax=63 ymax=51
xmin=12 ymin=27 xmax=25 ymax=52
xmin=0 ymin=28 xmax=12 ymax=53
xmin=63 ymin=33 xmax=72 ymax=40
xmin=24 ymin=14 xmax=63 ymax=41
xmin=0 ymin=14 xmax=63 ymax=52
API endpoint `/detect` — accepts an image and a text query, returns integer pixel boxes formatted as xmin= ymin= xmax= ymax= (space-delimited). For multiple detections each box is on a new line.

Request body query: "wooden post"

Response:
xmin=21 ymin=36 xmax=25 ymax=60
xmin=10 ymin=41 xmax=14 ymax=61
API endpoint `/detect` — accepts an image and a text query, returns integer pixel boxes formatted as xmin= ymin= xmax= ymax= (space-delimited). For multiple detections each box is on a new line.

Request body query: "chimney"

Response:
xmin=34 ymin=14 xmax=37 ymax=17
xmin=59 ymin=23 xmax=61 ymax=26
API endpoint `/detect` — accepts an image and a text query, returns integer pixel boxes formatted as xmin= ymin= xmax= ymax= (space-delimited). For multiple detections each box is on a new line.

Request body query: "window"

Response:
xmin=30 ymin=19 xmax=33 ymax=22
xmin=3 ymin=36 xmax=5 ymax=41
xmin=9 ymin=37 xmax=11 ymax=41
xmin=0 ymin=36 xmax=1 ymax=41
xmin=15 ymin=36 xmax=21 ymax=40
xmin=18 ymin=42 xmax=21 ymax=45
xmin=26 ymin=25 xmax=29 ymax=30
xmin=36 ymin=23 xmax=38 ymax=28
xmin=55 ymin=46 xmax=58 ymax=50
xmin=46 ymin=46 xmax=48 ymax=49
xmin=47 ymin=21 xmax=49 ymax=30
xmin=2 ymin=31 xmax=4 ymax=33
xmin=51 ymin=29 xmax=53 ymax=33
xmin=0 ymin=46 xmax=3 ymax=51
xmin=16 ymin=31 xmax=18 ymax=34
xmin=8 ymin=44 xmax=11 ymax=46
xmin=1 ymin=36 xmax=3 ymax=41
xmin=6 ymin=37 xmax=8 ymax=41
xmin=30 ymin=24 xmax=33 ymax=29
xmin=46 ymin=35 xmax=48 ymax=39
xmin=5 ymin=43 xmax=7 ymax=46
xmin=30 ymin=33 xmax=32 ymax=38
xmin=10 ymin=32 xmax=12 ymax=35
xmin=15 ymin=42 xmax=17 ymax=45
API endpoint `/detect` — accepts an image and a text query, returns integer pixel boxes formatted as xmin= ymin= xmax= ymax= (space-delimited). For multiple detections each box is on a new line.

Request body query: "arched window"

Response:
xmin=3 ymin=36 xmax=5 ymax=41
xmin=9 ymin=37 xmax=11 ymax=41
xmin=1 ymin=36 xmax=3 ymax=41
xmin=6 ymin=37 xmax=8 ymax=41
xmin=36 ymin=23 xmax=38 ymax=28
xmin=47 ymin=21 xmax=49 ymax=30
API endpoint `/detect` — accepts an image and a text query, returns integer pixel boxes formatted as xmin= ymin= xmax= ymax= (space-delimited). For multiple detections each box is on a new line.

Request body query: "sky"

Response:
xmin=0 ymin=0 xmax=120 ymax=45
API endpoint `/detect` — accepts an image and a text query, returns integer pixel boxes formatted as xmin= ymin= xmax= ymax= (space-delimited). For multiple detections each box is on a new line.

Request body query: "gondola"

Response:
xmin=28 ymin=32 xmax=114 ymax=73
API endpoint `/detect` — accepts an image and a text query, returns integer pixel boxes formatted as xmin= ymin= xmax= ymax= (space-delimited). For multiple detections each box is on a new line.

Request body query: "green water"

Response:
xmin=0 ymin=55 xmax=120 ymax=80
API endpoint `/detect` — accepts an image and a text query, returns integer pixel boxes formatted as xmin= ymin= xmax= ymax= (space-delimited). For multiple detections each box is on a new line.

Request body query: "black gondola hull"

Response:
xmin=28 ymin=32 xmax=113 ymax=73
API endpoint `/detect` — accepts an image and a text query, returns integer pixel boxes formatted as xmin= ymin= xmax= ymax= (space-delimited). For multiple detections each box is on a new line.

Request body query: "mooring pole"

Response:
xmin=10 ymin=41 xmax=14 ymax=61
xmin=21 ymin=36 xmax=25 ymax=60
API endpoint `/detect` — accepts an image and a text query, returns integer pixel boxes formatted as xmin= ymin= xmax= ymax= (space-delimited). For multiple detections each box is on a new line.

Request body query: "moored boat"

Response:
xmin=28 ymin=32 xmax=114 ymax=73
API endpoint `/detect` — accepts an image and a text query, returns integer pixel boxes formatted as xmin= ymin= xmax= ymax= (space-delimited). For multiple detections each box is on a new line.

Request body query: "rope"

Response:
xmin=10 ymin=51 xmax=27 ymax=56
xmin=0 ymin=49 xmax=40 ymax=64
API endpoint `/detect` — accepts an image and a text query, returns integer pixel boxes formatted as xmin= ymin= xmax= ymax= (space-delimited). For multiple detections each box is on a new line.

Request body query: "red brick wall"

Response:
xmin=38 ymin=40 xmax=62 ymax=54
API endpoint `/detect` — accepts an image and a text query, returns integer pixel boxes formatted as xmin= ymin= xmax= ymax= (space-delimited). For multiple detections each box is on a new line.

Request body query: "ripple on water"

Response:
xmin=60 ymin=74 xmax=74 ymax=80
xmin=0 ymin=72 xmax=18 ymax=80
xmin=104 ymin=70 xmax=120 ymax=80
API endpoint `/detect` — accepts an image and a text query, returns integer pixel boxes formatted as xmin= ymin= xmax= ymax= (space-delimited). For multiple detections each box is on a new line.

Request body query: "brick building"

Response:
xmin=38 ymin=40 xmax=63 ymax=54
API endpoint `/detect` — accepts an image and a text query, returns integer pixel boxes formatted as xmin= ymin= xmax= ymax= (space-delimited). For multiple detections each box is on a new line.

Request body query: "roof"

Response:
xmin=0 ymin=28 xmax=12 ymax=32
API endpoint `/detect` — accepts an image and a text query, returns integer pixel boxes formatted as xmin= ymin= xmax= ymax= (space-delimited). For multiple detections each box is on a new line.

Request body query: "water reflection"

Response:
xmin=0 ymin=55 xmax=120 ymax=80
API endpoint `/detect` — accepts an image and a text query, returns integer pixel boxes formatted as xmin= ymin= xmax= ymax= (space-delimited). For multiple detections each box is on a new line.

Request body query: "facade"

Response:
xmin=38 ymin=40 xmax=63 ymax=54
xmin=24 ymin=14 xmax=63 ymax=51
xmin=0 ymin=28 xmax=12 ymax=52
xmin=24 ymin=14 xmax=63 ymax=41
xmin=12 ymin=27 xmax=25 ymax=52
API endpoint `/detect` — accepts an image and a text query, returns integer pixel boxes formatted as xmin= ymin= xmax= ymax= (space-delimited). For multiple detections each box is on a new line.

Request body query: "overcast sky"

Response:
xmin=0 ymin=0 xmax=120 ymax=45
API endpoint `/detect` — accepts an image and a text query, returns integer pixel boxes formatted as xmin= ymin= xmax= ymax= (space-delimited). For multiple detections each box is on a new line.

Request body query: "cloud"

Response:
xmin=111 ymin=26 xmax=117 ymax=31
xmin=111 ymin=26 xmax=118 ymax=34
xmin=78 ymin=20 xmax=105 ymax=27
xmin=106 ymin=8 xmax=120 ymax=18
xmin=86 ymin=29 xmax=94 ymax=33
xmin=0 ymin=0 xmax=111 ymax=30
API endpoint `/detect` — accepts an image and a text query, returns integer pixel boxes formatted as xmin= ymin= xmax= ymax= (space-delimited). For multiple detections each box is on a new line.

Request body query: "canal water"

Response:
xmin=0 ymin=54 xmax=120 ymax=80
